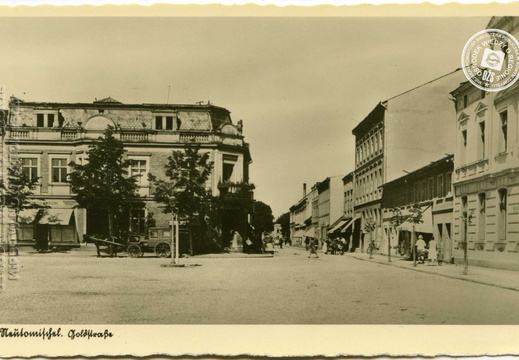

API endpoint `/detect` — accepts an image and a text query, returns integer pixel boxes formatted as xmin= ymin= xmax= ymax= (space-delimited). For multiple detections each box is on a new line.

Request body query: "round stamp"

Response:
xmin=462 ymin=29 xmax=519 ymax=92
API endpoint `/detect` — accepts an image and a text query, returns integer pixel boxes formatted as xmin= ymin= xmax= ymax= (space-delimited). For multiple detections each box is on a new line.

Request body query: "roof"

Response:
xmin=94 ymin=97 xmax=123 ymax=104
xmin=9 ymin=97 xmax=231 ymax=114
xmin=381 ymin=154 xmax=454 ymax=189
xmin=351 ymin=102 xmax=386 ymax=136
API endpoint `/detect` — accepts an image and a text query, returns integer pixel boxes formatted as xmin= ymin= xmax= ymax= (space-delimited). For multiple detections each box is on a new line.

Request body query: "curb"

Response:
xmin=347 ymin=253 xmax=519 ymax=293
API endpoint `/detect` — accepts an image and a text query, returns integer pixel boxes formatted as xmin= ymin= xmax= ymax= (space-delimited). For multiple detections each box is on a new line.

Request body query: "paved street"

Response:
xmin=2 ymin=246 xmax=519 ymax=324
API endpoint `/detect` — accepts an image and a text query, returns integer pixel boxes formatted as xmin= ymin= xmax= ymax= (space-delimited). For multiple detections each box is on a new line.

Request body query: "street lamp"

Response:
xmin=170 ymin=212 xmax=179 ymax=265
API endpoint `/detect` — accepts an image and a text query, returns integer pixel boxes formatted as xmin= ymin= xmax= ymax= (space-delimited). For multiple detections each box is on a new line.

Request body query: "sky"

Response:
xmin=0 ymin=16 xmax=490 ymax=217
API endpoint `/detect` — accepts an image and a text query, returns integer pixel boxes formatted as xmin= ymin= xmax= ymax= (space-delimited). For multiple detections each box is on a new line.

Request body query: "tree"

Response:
xmin=252 ymin=201 xmax=274 ymax=237
xmin=364 ymin=217 xmax=377 ymax=259
xmin=69 ymin=126 xmax=140 ymax=239
xmin=0 ymin=159 xmax=42 ymax=224
xmin=407 ymin=203 xmax=424 ymax=267
xmin=388 ymin=207 xmax=405 ymax=263
xmin=276 ymin=212 xmax=291 ymax=240
xmin=149 ymin=142 xmax=213 ymax=256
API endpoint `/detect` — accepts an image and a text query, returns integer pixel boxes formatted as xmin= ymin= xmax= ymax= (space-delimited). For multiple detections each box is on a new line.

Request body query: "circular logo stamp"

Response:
xmin=462 ymin=29 xmax=519 ymax=92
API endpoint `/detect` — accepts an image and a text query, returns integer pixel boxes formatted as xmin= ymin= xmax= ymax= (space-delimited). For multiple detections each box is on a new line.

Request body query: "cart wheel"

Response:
xmin=128 ymin=244 xmax=142 ymax=258
xmin=155 ymin=242 xmax=171 ymax=258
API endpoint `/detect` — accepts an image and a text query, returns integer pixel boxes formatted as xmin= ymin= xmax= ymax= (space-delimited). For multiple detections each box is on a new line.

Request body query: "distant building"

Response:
xmin=289 ymin=176 xmax=343 ymax=248
xmin=289 ymin=183 xmax=315 ymax=247
xmin=352 ymin=68 xmax=466 ymax=252
xmin=8 ymin=96 xmax=254 ymax=253
xmin=315 ymin=176 xmax=343 ymax=244
xmin=449 ymin=16 xmax=519 ymax=269
xmin=327 ymin=171 xmax=359 ymax=250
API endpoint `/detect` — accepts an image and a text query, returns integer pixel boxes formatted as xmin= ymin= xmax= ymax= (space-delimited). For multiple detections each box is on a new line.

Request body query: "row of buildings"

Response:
xmin=289 ymin=16 xmax=519 ymax=270
xmin=3 ymin=96 xmax=255 ymax=254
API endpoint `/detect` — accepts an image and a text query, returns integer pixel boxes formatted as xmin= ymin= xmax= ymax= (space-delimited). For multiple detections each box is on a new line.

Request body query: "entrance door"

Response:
xmin=444 ymin=223 xmax=452 ymax=261
xmin=35 ymin=225 xmax=49 ymax=251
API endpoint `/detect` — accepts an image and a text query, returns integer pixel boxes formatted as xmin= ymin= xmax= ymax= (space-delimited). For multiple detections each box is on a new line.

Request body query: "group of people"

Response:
xmin=415 ymin=235 xmax=441 ymax=265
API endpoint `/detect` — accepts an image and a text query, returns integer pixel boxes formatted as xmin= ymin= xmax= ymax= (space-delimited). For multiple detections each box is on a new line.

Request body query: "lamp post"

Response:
xmin=170 ymin=212 xmax=179 ymax=265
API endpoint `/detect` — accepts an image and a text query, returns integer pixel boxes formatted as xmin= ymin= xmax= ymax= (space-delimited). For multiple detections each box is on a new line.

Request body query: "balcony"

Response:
xmin=7 ymin=126 xmax=245 ymax=147
xmin=217 ymin=181 xmax=255 ymax=201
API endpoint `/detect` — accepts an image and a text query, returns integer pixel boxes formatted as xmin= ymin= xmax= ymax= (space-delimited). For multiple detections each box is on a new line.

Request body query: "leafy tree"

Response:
xmin=69 ymin=126 xmax=140 ymax=239
xmin=252 ymin=201 xmax=274 ymax=236
xmin=275 ymin=212 xmax=290 ymax=240
xmin=364 ymin=217 xmax=377 ymax=259
xmin=388 ymin=207 xmax=405 ymax=262
xmin=149 ymin=142 xmax=213 ymax=255
xmin=0 ymin=159 xmax=42 ymax=224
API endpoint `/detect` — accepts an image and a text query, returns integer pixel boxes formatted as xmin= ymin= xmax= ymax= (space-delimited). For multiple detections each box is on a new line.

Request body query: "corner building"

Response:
xmin=8 ymin=97 xmax=253 ymax=253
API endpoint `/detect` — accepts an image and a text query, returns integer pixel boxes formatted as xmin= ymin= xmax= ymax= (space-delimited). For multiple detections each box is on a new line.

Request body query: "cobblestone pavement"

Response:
xmin=1 ymin=245 xmax=519 ymax=324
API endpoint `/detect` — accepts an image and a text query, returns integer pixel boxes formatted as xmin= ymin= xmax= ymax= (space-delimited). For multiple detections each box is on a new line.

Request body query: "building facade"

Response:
xmin=8 ymin=96 xmax=253 ymax=253
xmin=352 ymin=69 xmax=466 ymax=252
xmin=380 ymin=155 xmax=454 ymax=259
xmin=450 ymin=16 xmax=519 ymax=269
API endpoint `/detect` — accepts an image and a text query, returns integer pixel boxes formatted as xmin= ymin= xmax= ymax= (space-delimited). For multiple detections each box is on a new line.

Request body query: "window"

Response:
xmin=51 ymin=158 xmax=68 ymax=183
xmin=462 ymin=129 xmax=467 ymax=147
xmin=445 ymin=172 xmax=452 ymax=196
xmin=498 ymin=189 xmax=507 ymax=241
xmin=499 ymin=111 xmax=508 ymax=152
xmin=155 ymin=116 xmax=163 ymax=130
xmin=130 ymin=208 xmax=146 ymax=235
xmin=130 ymin=159 xmax=147 ymax=185
xmin=21 ymin=158 xmax=38 ymax=181
xmin=37 ymin=114 xmax=44 ymax=127
xmin=479 ymin=121 xmax=486 ymax=159
xmin=461 ymin=196 xmax=468 ymax=245
xmin=48 ymin=114 xmax=55 ymax=127
xmin=437 ymin=175 xmax=444 ymax=198
xmin=463 ymin=95 xmax=468 ymax=108
xmin=481 ymin=90 xmax=486 ymax=99
xmin=166 ymin=116 xmax=173 ymax=130
xmin=428 ymin=178 xmax=435 ymax=199
xmin=478 ymin=193 xmax=486 ymax=242
xmin=223 ymin=163 xmax=234 ymax=182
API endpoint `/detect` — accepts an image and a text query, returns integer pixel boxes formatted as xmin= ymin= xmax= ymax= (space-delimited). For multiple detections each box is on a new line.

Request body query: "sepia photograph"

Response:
xmin=1 ymin=7 xmax=519 ymax=357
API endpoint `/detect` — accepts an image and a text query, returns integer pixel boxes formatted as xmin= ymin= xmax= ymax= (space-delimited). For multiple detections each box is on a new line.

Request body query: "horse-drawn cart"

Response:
xmin=88 ymin=228 xmax=172 ymax=258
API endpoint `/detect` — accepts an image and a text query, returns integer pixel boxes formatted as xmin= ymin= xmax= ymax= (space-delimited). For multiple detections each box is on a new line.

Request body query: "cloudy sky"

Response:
xmin=0 ymin=16 xmax=489 ymax=217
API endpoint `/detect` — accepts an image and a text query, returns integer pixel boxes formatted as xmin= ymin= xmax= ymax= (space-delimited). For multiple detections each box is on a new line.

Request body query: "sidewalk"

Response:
xmin=344 ymin=251 xmax=519 ymax=292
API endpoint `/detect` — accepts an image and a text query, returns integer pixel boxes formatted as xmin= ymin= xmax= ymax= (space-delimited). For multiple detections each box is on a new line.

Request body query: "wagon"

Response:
xmin=126 ymin=227 xmax=172 ymax=258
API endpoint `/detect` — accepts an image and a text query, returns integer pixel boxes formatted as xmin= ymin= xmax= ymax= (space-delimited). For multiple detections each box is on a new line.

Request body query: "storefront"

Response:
xmin=17 ymin=200 xmax=82 ymax=250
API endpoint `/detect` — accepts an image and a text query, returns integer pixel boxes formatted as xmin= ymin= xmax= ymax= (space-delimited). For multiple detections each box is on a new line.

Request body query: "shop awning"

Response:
xmin=397 ymin=205 xmax=433 ymax=234
xmin=18 ymin=208 xmax=40 ymax=224
xmin=328 ymin=220 xmax=347 ymax=234
xmin=304 ymin=227 xmax=315 ymax=238
xmin=340 ymin=218 xmax=355 ymax=232
xmin=39 ymin=209 xmax=74 ymax=225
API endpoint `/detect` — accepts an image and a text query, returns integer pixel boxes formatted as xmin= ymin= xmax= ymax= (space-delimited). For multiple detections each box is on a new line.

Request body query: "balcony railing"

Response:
xmin=7 ymin=126 xmax=244 ymax=146
xmin=121 ymin=131 xmax=149 ymax=142
xmin=217 ymin=181 xmax=255 ymax=200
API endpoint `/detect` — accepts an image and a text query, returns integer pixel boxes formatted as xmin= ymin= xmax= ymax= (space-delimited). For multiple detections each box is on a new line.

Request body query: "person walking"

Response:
xmin=428 ymin=238 xmax=438 ymax=265
xmin=308 ymin=237 xmax=319 ymax=258
xmin=415 ymin=235 xmax=427 ymax=264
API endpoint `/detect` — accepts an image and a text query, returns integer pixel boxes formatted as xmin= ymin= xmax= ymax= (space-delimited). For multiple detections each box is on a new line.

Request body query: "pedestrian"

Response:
xmin=308 ymin=237 xmax=319 ymax=258
xmin=415 ymin=235 xmax=426 ymax=264
xmin=428 ymin=237 xmax=438 ymax=265
xmin=339 ymin=236 xmax=347 ymax=255
xmin=279 ymin=237 xmax=283 ymax=249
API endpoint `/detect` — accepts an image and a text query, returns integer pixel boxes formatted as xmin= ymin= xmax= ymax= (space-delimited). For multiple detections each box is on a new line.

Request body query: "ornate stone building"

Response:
xmin=7 ymin=96 xmax=253 ymax=253
xmin=450 ymin=16 xmax=519 ymax=270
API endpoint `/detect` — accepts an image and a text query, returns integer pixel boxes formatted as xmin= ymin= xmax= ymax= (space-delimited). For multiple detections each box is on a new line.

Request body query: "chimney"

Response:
xmin=303 ymin=183 xmax=307 ymax=197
